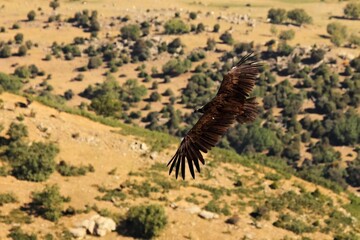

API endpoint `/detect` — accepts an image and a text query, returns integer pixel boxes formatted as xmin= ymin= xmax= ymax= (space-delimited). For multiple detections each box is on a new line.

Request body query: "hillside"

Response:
xmin=0 ymin=0 xmax=360 ymax=239
xmin=0 ymin=92 xmax=358 ymax=239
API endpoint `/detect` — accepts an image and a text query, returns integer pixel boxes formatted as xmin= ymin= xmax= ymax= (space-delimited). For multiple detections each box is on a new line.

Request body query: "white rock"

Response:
xmin=140 ymin=142 xmax=148 ymax=151
xmin=87 ymin=220 xmax=96 ymax=235
xmin=69 ymin=227 xmax=86 ymax=238
xmin=198 ymin=210 xmax=219 ymax=219
xmin=150 ymin=151 xmax=158 ymax=160
xmin=184 ymin=206 xmax=201 ymax=214
xmin=96 ymin=228 xmax=108 ymax=237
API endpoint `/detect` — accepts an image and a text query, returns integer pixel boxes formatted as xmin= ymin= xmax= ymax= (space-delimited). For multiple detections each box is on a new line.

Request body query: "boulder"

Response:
xmin=150 ymin=151 xmax=158 ymax=160
xmin=94 ymin=216 xmax=116 ymax=236
xmin=198 ymin=210 xmax=219 ymax=219
xmin=184 ymin=206 xmax=201 ymax=214
xmin=69 ymin=227 xmax=86 ymax=239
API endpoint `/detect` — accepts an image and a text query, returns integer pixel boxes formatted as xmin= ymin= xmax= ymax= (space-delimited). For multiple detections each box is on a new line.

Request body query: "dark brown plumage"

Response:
xmin=168 ymin=53 xmax=261 ymax=179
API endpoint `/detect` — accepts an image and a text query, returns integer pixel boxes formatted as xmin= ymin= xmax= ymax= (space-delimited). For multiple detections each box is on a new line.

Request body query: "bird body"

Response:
xmin=168 ymin=53 xmax=260 ymax=179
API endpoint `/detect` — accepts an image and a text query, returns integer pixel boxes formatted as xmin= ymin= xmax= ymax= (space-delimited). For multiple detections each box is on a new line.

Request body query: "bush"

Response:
xmin=279 ymin=29 xmax=295 ymax=41
xmin=327 ymin=22 xmax=348 ymax=46
xmin=349 ymin=34 xmax=360 ymax=46
xmin=0 ymin=72 xmax=23 ymax=92
xmin=287 ymin=9 xmax=312 ymax=26
xmin=164 ymin=18 xmax=189 ymax=34
xmin=344 ymin=2 xmax=360 ymax=19
xmin=132 ymin=39 xmax=150 ymax=61
xmin=14 ymin=65 xmax=30 ymax=78
xmin=213 ymin=23 xmax=220 ymax=32
xmin=7 ymin=122 xmax=28 ymax=141
xmin=310 ymin=48 xmax=326 ymax=63
xmin=189 ymin=12 xmax=197 ymax=20
xmin=120 ymin=24 xmax=141 ymax=41
xmin=63 ymin=89 xmax=74 ymax=100
xmin=219 ymin=31 xmax=234 ymax=45
xmin=29 ymin=184 xmax=67 ymax=222
xmin=273 ymin=214 xmax=315 ymax=234
xmin=7 ymin=227 xmax=37 ymax=240
xmin=267 ymin=8 xmax=287 ymax=24
xmin=18 ymin=45 xmax=27 ymax=56
xmin=149 ymin=92 xmax=161 ymax=102
xmin=0 ymin=192 xmax=18 ymax=206
xmin=87 ymin=56 xmax=102 ymax=69
xmin=6 ymin=141 xmax=59 ymax=182
xmin=49 ymin=0 xmax=60 ymax=10
xmin=125 ymin=204 xmax=167 ymax=239
xmin=277 ymin=42 xmax=293 ymax=56
xmin=206 ymin=38 xmax=216 ymax=51
xmin=0 ymin=45 xmax=11 ymax=58
xmin=162 ymin=58 xmax=191 ymax=76
xmin=167 ymin=37 xmax=182 ymax=54
xmin=27 ymin=10 xmax=36 ymax=21
xmin=14 ymin=33 xmax=24 ymax=44
xmin=56 ymin=160 xmax=94 ymax=176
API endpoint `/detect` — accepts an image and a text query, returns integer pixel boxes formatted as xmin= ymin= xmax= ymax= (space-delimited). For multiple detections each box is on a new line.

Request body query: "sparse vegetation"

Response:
xmin=125 ymin=204 xmax=168 ymax=239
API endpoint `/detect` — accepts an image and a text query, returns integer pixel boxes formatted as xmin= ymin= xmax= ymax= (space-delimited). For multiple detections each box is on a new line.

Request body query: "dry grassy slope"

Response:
xmin=0 ymin=0 xmax=358 ymax=160
xmin=0 ymin=92 xmax=354 ymax=240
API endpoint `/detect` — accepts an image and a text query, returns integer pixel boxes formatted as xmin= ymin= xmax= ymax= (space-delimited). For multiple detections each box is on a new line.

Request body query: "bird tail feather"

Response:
xmin=237 ymin=97 xmax=258 ymax=124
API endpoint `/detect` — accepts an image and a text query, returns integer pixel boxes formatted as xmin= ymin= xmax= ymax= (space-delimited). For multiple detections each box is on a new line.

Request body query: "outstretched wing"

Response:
xmin=217 ymin=53 xmax=260 ymax=101
xmin=167 ymin=110 xmax=236 ymax=179
xmin=168 ymin=53 xmax=260 ymax=180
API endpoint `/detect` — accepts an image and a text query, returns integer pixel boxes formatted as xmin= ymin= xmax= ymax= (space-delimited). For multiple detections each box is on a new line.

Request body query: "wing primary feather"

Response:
xmin=168 ymin=153 xmax=178 ymax=175
xmin=175 ymin=154 xmax=181 ymax=179
xmin=188 ymin=144 xmax=203 ymax=171
xmin=181 ymin=155 xmax=186 ymax=180
xmin=185 ymin=143 xmax=196 ymax=178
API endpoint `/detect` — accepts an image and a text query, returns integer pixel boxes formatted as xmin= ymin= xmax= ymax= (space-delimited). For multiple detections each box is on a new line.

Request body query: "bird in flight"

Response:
xmin=168 ymin=53 xmax=260 ymax=179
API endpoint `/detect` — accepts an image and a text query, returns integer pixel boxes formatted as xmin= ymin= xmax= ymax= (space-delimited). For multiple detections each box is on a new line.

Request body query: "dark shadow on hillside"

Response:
xmin=304 ymin=108 xmax=318 ymax=114
xmin=329 ymin=16 xmax=360 ymax=21
xmin=301 ymin=57 xmax=316 ymax=65
xmin=318 ymin=34 xmax=330 ymax=39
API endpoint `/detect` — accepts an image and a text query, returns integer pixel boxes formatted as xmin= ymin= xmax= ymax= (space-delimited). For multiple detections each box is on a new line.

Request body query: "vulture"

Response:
xmin=168 ymin=53 xmax=261 ymax=179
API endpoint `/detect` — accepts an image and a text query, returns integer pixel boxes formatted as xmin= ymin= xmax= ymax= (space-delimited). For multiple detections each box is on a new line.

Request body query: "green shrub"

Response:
xmin=189 ymin=12 xmax=197 ymax=20
xmin=18 ymin=45 xmax=27 ymax=56
xmin=87 ymin=56 xmax=102 ymax=69
xmin=219 ymin=31 xmax=234 ymax=45
xmin=0 ymin=72 xmax=23 ymax=91
xmin=310 ymin=48 xmax=326 ymax=63
xmin=132 ymin=39 xmax=150 ymax=61
xmin=7 ymin=227 xmax=37 ymax=240
xmin=287 ymin=9 xmax=312 ymax=25
xmin=344 ymin=2 xmax=360 ymax=19
xmin=29 ymin=184 xmax=68 ymax=222
xmin=6 ymin=141 xmax=59 ymax=182
xmin=279 ymin=29 xmax=295 ymax=41
xmin=49 ymin=0 xmax=60 ymax=10
xmin=0 ymin=192 xmax=18 ymax=206
xmin=0 ymin=45 xmax=11 ymax=58
xmin=14 ymin=33 xmax=24 ymax=44
xmin=162 ymin=58 xmax=191 ymax=76
xmin=267 ymin=8 xmax=287 ymax=24
xmin=56 ymin=160 xmax=94 ymax=176
xmin=164 ymin=18 xmax=189 ymax=34
xmin=125 ymin=204 xmax=167 ymax=239
xmin=96 ymin=186 xmax=126 ymax=202
xmin=120 ymin=24 xmax=141 ymax=41
xmin=14 ymin=66 xmax=30 ymax=78
xmin=273 ymin=214 xmax=315 ymax=234
xmin=27 ymin=10 xmax=36 ymax=21
xmin=327 ymin=22 xmax=348 ymax=46
xmin=7 ymin=122 xmax=28 ymax=141
xmin=213 ymin=23 xmax=220 ymax=32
